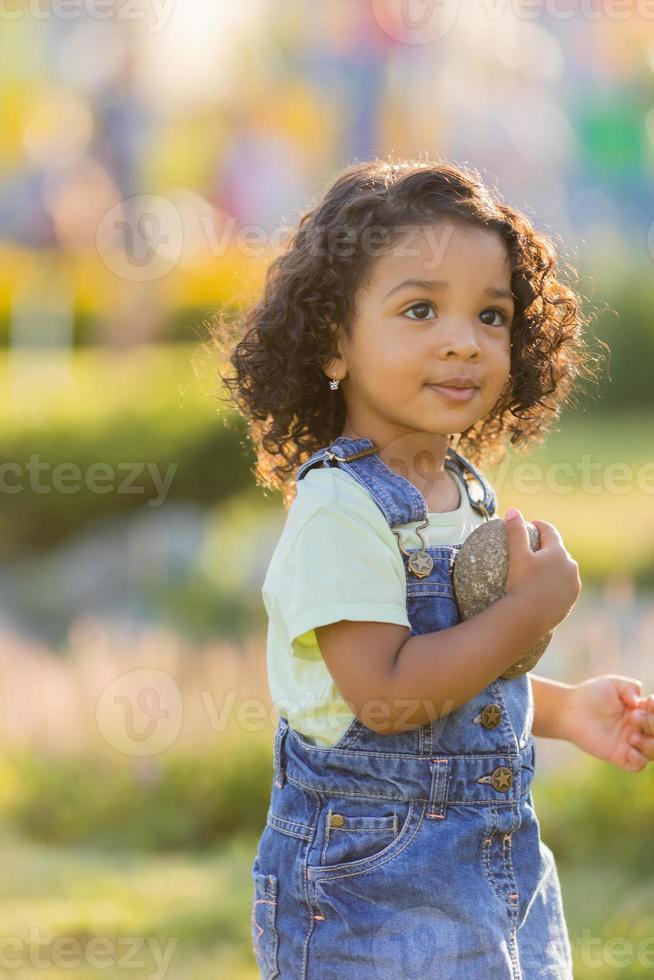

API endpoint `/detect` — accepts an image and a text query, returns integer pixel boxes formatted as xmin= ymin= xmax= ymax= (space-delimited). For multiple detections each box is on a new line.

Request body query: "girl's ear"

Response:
xmin=323 ymin=323 xmax=348 ymax=381
xmin=322 ymin=356 xmax=345 ymax=383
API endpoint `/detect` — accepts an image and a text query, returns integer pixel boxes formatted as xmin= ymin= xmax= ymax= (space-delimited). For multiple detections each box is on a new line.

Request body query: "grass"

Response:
xmin=560 ymin=862 xmax=654 ymax=979
xmin=0 ymin=823 xmax=259 ymax=979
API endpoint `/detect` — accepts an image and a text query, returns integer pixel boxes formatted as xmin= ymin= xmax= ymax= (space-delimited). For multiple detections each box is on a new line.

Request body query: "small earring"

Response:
xmin=329 ymin=376 xmax=340 ymax=391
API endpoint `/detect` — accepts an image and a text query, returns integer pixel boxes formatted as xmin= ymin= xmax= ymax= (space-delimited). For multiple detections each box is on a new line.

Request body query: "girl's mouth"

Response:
xmin=426 ymin=384 xmax=478 ymax=403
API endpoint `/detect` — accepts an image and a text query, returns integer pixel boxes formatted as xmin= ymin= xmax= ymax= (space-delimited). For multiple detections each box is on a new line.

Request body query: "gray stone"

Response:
xmin=452 ymin=518 xmax=552 ymax=679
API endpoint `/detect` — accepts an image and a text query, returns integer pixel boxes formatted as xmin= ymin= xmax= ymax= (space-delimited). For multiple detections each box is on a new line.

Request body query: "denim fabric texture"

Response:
xmin=251 ymin=435 xmax=573 ymax=979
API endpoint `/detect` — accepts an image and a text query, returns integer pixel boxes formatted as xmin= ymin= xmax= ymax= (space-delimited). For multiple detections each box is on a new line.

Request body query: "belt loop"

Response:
xmin=426 ymin=758 xmax=449 ymax=820
xmin=273 ymin=717 xmax=289 ymax=788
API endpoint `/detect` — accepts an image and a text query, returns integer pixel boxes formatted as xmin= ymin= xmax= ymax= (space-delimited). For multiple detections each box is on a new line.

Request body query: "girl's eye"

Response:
xmin=401 ymin=302 xmax=435 ymax=320
xmin=401 ymin=303 xmax=509 ymax=326
xmin=479 ymin=308 xmax=508 ymax=327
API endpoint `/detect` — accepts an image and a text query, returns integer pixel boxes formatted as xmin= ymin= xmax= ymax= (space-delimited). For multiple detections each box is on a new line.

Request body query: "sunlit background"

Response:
xmin=1 ymin=2 xmax=653 ymax=976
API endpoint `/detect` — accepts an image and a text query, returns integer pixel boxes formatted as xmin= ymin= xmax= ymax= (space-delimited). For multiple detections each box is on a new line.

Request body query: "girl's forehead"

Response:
xmin=367 ymin=222 xmax=511 ymax=289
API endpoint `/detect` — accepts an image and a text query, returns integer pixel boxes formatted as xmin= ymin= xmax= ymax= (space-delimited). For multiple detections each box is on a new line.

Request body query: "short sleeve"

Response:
xmin=275 ymin=500 xmax=410 ymax=651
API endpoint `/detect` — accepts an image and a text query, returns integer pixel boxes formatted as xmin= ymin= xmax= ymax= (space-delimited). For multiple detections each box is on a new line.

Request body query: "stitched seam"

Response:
xmin=287 ymin=774 xmax=430 ymax=803
xmin=301 ymin=789 xmax=322 ymax=974
xmin=406 ymin=587 xmax=454 ymax=597
xmin=489 ymin=679 xmax=521 ymax=754
xmin=267 ymin=818 xmax=312 ymax=842
xmin=369 ymin=454 xmax=424 ymax=523
xmin=482 ymin=831 xmax=505 ymax=906
xmin=426 ymin=759 xmax=449 ymax=818
xmin=251 ymin=877 xmax=279 ymax=978
xmin=268 ymin=812 xmax=313 ymax=834
xmin=286 ymin=737 xmax=528 ymax=761
xmin=330 ymin=826 xmax=396 ymax=833
xmin=337 ymin=463 xmax=398 ymax=527
xmin=330 ymin=716 xmax=361 ymax=750
xmin=287 ymin=772 xmax=531 ymax=806
xmin=507 ymin=925 xmax=522 ymax=980
xmin=503 ymin=831 xmax=521 ymax=924
xmin=341 ymin=721 xmax=366 ymax=748
xmin=364 ymin=461 xmax=406 ymax=525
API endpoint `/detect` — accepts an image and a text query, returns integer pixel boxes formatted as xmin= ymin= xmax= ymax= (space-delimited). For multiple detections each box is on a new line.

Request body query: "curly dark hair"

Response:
xmin=208 ymin=156 xmax=606 ymax=510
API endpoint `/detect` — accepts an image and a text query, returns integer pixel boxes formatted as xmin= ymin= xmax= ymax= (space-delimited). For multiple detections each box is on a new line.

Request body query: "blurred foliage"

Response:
xmin=0 ymin=342 xmax=261 ymax=558
xmin=534 ymin=759 xmax=654 ymax=875
xmin=0 ymin=822 xmax=259 ymax=979
xmin=586 ymin=270 xmax=654 ymax=414
xmin=0 ymin=736 xmax=272 ymax=852
xmin=536 ymin=762 xmax=654 ymax=978
xmin=500 ymin=410 xmax=654 ymax=589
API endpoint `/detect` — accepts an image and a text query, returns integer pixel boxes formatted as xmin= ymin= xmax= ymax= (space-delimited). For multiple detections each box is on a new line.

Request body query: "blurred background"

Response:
xmin=1 ymin=1 xmax=653 ymax=976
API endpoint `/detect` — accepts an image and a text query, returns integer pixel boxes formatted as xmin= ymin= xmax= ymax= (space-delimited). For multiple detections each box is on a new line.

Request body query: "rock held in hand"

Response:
xmin=452 ymin=518 xmax=552 ymax=679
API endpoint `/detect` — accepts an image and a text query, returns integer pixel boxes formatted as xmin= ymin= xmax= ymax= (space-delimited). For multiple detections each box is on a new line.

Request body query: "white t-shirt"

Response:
xmin=261 ymin=464 xmax=489 ymax=746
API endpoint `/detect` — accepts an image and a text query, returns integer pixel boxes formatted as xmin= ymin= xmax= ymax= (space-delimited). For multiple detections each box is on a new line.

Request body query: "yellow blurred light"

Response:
xmin=22 ymin=86 xmax=94 ymax=168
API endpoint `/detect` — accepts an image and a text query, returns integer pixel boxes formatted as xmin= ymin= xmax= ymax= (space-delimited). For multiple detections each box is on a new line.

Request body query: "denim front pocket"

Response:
xmin=321 ymin=808 xmax=399 ymax=867
xmin=251 ymin=868 xmax=280 ymax=979
xmin=308 ymin=796 xmax=421 ymax=881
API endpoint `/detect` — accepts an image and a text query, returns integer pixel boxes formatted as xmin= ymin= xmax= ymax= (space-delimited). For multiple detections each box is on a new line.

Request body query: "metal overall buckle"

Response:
xmin=393 ymin=519 xmax=433 ymax=578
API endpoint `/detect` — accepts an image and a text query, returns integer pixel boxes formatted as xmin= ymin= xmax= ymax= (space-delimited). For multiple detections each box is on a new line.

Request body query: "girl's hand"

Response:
xmin=626 ymin=691 xmax=654 ymax=758
xmin=560 ymin=675 xmax=650 ymax=773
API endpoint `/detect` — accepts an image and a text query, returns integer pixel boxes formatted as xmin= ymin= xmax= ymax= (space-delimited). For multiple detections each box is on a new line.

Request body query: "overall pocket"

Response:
xmin=309 ymin=796 xmax=418 ymax=879
xmin=321 ymin=807 xmax=399 ymax=867
xmin=250 ymin=868 xmax=280 ymax=979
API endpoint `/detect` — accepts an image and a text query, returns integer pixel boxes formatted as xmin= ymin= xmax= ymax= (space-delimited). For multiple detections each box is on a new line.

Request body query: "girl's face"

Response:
xmin=326 ymin=220 xmax=514 ymax=451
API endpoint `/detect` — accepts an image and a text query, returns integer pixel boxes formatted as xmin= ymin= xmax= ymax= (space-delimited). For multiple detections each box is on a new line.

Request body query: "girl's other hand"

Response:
xmin=561 ymin=675 xmax=650 ymax=773
xmin=625 ymin=691 xmax=654 ymax=760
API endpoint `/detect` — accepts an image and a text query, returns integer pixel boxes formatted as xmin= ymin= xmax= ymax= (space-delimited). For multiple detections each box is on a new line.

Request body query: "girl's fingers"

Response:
xmin=627 ymin=749 xmax=648 ymax=772
xmin=629 ymin=708 xmax=654 ymax=736
xmin=629 ymin=732 xmax=654 ymax=757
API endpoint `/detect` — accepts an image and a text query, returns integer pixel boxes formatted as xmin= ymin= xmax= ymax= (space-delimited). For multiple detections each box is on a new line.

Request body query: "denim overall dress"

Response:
xmin=251 ymin=435 xmax=573 ymax=979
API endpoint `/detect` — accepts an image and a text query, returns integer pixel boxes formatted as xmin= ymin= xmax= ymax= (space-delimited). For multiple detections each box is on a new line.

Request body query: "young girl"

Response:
xmin=215 ymin=157 xmax=654 ymax=978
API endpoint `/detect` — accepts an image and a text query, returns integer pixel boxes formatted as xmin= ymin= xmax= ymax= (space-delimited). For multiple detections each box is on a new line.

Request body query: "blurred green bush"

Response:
xmin=534 ymin=759 xmax=654 ymax=874
xmin=0 ymin=343 xmax=259 ymax=558
xmin=0 ymin=736 xmax=273 ymax=852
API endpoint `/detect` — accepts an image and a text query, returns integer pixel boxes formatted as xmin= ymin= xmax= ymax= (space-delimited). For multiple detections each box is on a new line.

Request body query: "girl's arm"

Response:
xmin=530 ymin=674 xmax=575 ymax=739
xmin=315 ymin=591 xmax=555 ymax=733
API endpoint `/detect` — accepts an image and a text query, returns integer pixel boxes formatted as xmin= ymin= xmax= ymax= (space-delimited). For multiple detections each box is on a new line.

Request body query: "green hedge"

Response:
xmin=0 ymin=737 xmax=273 ymax=852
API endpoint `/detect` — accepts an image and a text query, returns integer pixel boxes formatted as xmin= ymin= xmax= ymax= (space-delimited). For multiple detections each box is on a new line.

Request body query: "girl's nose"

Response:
xmin=440 ymin=325 xmax=483 ymax=359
